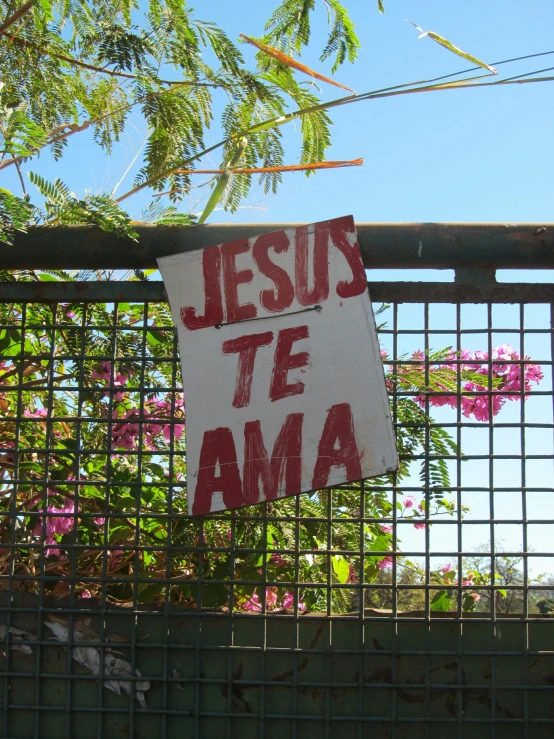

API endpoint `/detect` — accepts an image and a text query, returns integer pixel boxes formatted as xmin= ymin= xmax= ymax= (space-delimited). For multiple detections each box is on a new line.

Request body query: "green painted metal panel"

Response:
xmin=2 ymin=595 xmax=554 ymax=738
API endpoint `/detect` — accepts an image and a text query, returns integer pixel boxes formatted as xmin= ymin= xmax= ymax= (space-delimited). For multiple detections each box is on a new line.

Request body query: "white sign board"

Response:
xmin=158 ymin=215 xmax=397 ymax=516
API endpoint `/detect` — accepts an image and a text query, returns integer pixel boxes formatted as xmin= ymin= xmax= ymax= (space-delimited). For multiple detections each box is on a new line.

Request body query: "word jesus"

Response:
xmin=180 ymin=218 xmax=367 ymax=330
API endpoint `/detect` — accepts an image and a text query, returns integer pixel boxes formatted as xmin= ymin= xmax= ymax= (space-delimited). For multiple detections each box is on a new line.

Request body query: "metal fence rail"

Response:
xmin=1 ymin=224 xmax=553 ymax=739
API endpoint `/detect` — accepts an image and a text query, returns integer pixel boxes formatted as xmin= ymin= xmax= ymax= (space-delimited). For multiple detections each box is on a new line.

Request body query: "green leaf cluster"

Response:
xmin=28 ymin=172 xmax=139 ymax=239
xmin=0 ymin=0 xmax=366 ymax=236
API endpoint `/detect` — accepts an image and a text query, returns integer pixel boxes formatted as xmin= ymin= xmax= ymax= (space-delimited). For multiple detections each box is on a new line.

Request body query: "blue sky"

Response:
xmin=4 ymin=0 xmax=553 ymax=578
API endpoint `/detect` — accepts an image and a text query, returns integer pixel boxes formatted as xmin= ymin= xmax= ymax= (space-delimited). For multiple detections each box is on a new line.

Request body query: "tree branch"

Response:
xmin=0 ymin=0 xmax=34 ymax=38
xmin=4 ymin=32 xmax=219 ymax=86
xmin=0 ymin=83 xmax=216 ymax=173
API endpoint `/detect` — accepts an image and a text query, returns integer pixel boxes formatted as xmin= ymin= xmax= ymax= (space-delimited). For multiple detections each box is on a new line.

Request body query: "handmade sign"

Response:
xmin=158 ymin=215 xmax=397 ymax=516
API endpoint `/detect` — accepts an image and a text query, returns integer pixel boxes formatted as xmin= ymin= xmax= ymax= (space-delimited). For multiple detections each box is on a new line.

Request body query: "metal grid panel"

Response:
xmin=1 ymin=290 xmax=553 ymax=739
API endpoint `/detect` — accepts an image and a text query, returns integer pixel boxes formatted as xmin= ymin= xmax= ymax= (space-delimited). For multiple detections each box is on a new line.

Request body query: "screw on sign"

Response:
xmin=159 ymin=215 xmax=398 ymax=516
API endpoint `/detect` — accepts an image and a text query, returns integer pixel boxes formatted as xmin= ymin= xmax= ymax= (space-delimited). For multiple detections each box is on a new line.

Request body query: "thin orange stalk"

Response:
xmin=174 ymin=158 xmax=362 ymax=175
xmin=240 ymin=34 xmax=355 ymax=93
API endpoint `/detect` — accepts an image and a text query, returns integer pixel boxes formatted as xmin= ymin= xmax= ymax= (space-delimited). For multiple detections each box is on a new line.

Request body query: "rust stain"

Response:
xmin=272 ymin=657 xmax=309 ymax=682
xmin=367 ymin=666 xmax=393 ymax=683
xmin=397 ymin=689 xmax=424 ymax=704
xmin=220 ymin=663 xmax=253 ymax=713
xmin=309 ymin=623 xmax=326 ymax=649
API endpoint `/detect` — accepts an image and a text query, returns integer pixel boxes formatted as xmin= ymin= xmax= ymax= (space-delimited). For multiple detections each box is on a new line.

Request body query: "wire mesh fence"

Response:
xmin=1 ymin=249 xmax=554 ymax=737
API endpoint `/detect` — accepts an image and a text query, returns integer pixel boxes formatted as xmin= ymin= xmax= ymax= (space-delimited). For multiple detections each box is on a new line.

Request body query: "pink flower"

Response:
xmin=265 ymin=587 xmax=278 ymax=608
xmin=441 ymin=564 xmax=453 ymax=574
xmin=112 ymin=373 xmax=129 ymax=402
xmin=418 ymin=502 xmax=425 ymax=511
xmin=44 ymin=537 xmax=61 ymax=558
xmin=162 ymin=423 xmax=185 ymax=442
xmin=270 ymin=552 xmax=287 ymax=567
xmin=24 ymin=408 xmax=48 ymax=418
xmin=94 ymin=517 xmax=105 ymax=526
xmin=410 ymin=346 xmax=542 ymax=422
xmin=403 ymin=495 xmax=416 ymax=509
xmin=111 ymin=409 xmax=140 ymax=450
xmin=526 ymin=364 xmax=543 ymax=384
xmin=378 ymin=556 xmax=393 ymax=570
xmin=381 ymin=524 xmax=393 ymax=534
xmin=0 ymin=440 xmax=16 ymax=463
xmin=471 ymin=593 xmax=481 ymax=602
xmin=80 ymin=589 xmax=92 ymax=598
xmin=282 ymin=591 xmax=306 ymax=611
xmin=413 ymin=522 xmax=426 ymax=530
xmin=243 ymin=592 xmax=261 ymax=612
xmin=34 ymin=498 xmax=76 ymax=549
xmin=91 ymin=361 xmax=111 ymax=382
xmin=282 ymin=591 xmax=294 ymax=609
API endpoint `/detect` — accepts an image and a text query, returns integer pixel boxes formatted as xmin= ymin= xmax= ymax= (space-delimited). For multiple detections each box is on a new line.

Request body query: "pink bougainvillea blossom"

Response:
xmin=91 ymin=362 xmax=132 ymax=402
xmin=403 ymin=495 xmax=416 ymax=509
xmin=282 ymin=591 xmax=306 ymax=611
xmin=111 ymin=409 xmax=140 ymax=450
xmin=243 ymin=587 xmax=305 ymax=612
xmin=33 ymin=497 xmax=76 ymax=558
xmin=243 ymin=592 xmax=261 ymax=612
xmin=410 ymin=345 xmax=542 ymax=422
xmin=413 ymin=522 xmax=426 ymax=530
xmin=91 ymin=361 xmax=112 ymax=382
xmin=270 ymin=552 xmax=288 ymax=567
xmin=381 ymin=524 xmax=393 ymax=534
xmin=441 ymin=563 xmax=453 ymax=574
xmin=34 ymin=498 xmax=75 ymax=538
xmin=24 ymin=408 xmax=48 ymax=418
xmin=44 ymin=537 xmax=62 ymax=558
xmin=378 ymin=556 xmax=393 ymax=570
xmin=110 ymin=393 xmax=185 ymax=451
xmin=265 ymin=587 xmax=278 ymax=608
xmin=282 ymin=592 xmax=294 ymax=609
xmin=0 ymin=439 xmax=16 ymax=464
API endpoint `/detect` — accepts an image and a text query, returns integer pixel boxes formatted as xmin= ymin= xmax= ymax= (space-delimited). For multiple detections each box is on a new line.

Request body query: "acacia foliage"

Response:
xmin=0 ymin=0 xmax=366 ymax=241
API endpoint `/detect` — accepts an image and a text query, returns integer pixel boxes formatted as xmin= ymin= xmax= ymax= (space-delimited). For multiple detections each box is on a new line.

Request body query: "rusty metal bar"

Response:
xmin=2 ymin=222 xmax=553 ymax=269
xmin=1 ymin=279 xmax=553 ymax=303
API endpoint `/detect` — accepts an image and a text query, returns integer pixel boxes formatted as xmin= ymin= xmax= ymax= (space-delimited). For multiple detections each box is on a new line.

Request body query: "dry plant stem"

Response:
xmin=156 ymin=159 xmax=363 ymax=198
xmin=115 ymin=73 xmax=554 ymax=204
xmin=240 ymin=33 xmax=355 ymax=92
xmin=174 ymin=158 xmax=363 ymax=175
